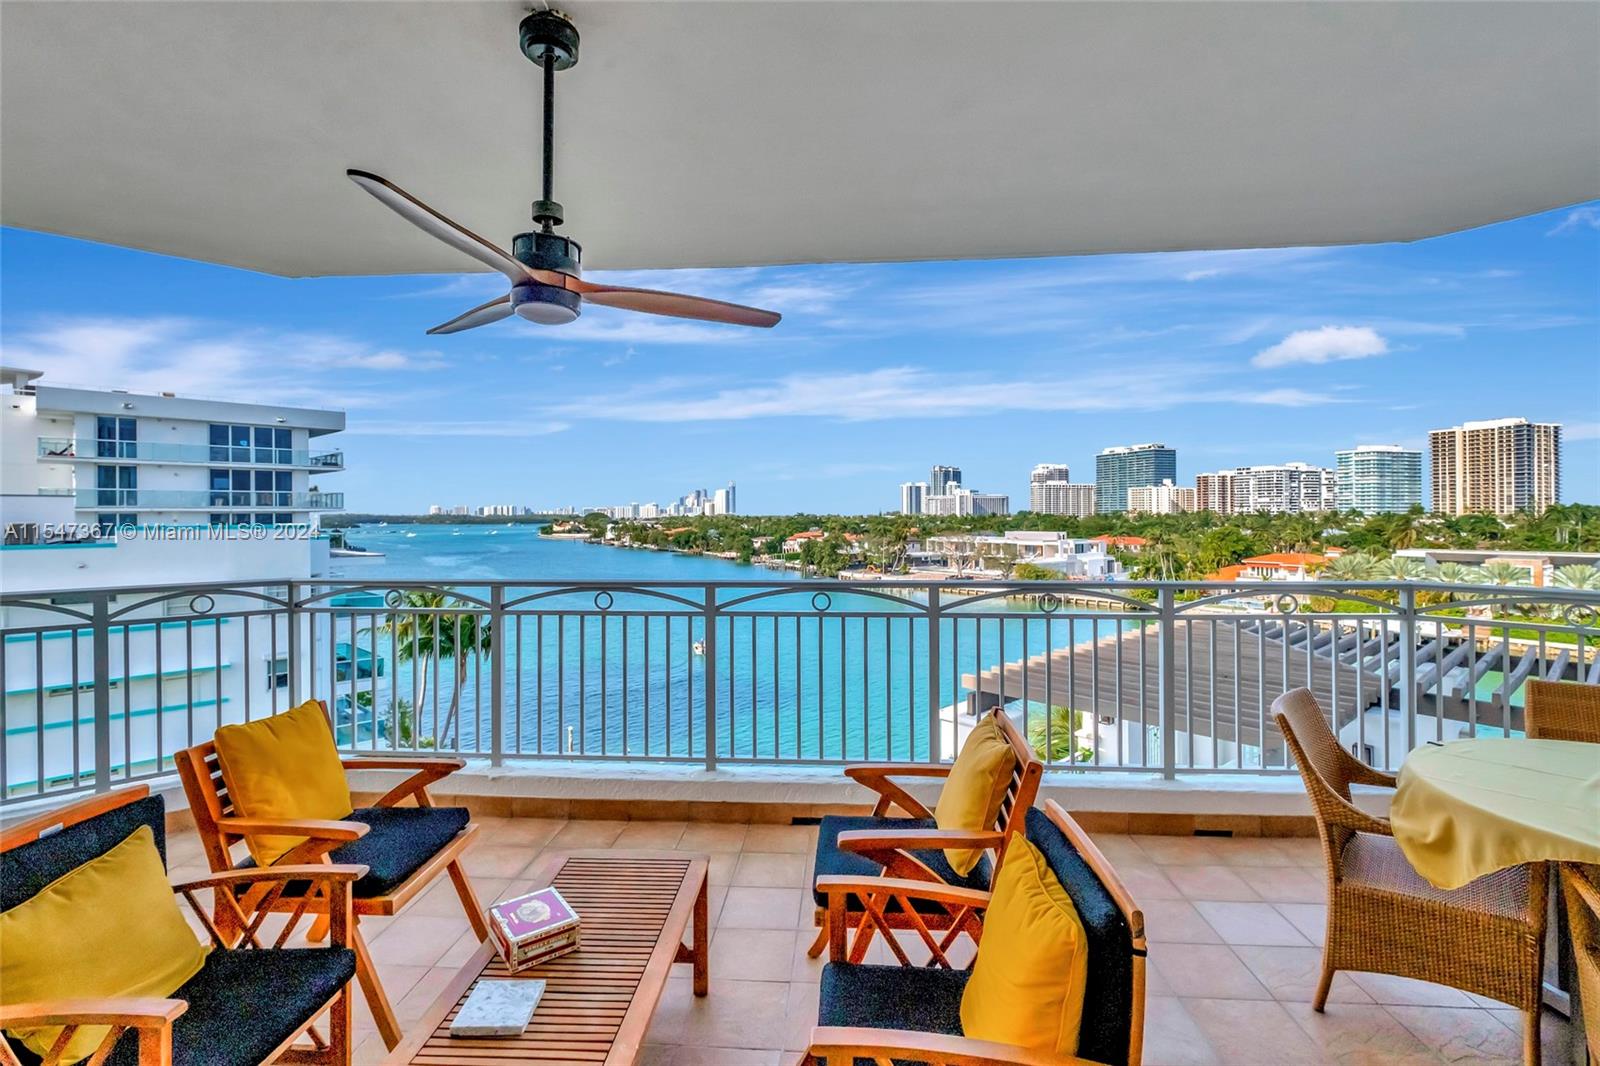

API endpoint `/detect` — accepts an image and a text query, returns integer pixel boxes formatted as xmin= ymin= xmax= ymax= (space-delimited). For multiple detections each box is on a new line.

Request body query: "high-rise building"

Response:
xmin=1335 ymin=445 xmax=1423 ymax=514
xmin=1094 ymin=443 xmax=1177 ymax=514
xmin=1028 ymin=463 xmax=1071 ymax=509
xmin=1229 ymin=462 xmax=1335 ymax=514
xmin=922 ymin=486 xmax=1009 ymax=517
xmin=900 ymin=481 xmax=927 ymax=516
xmin=1430 ymin=418 xmax=1561 ymax=516
xmin=712 ymin=482 xmax=737 ymax=515
xmin=930 ymin=465 xmax=962 ymax=496
xmin=1195 ymin=471 xmax=1236 ymax=515
xmin=1032 ymin=482 xmax=1096 ymax=517
xmin=1127 ymin=479 xmax=1197 ymax=515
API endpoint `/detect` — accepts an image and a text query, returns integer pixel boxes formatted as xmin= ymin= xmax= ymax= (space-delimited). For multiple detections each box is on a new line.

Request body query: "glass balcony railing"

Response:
xmin=72 ymin=489 xmax=344 ymax=510
xmin=38 ymin=437 xmax=344 ymax=470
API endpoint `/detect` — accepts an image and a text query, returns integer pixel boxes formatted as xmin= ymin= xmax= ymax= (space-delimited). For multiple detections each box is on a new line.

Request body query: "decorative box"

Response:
xmin=488 ymin=886 xmax=581 ymax=973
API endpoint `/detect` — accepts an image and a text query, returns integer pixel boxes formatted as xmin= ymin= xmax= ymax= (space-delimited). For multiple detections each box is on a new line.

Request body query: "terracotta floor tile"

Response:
xmin=476 ymin=816 xmax=566 ymax=847
xmin=367 ymin=914 xmax=472 ymax=968
xmin=1232 ymin=865 xmax=1326 ymax=904
xmin=1385 ymin=1005 xmax=1524 ymax=1063
xmin=1180 ymin=997 xmax=1323 ymax=1064
xmin=1088 ymin=833 xmax=1152 ymax=867
xmin=647 ymin=976 xmax=792 ymax=1048
xmin=615 ymin=820 xmax=689 ymax=848
xmin=1210 ymin=837 xmax=1304 ymax=868
xmin=783 ymin=981 xmax=820 ymax=1052
xmin=1142 ymin=899 xmax=1226 ymax=944
xmin=1134 ymin=835 xmax=1224 ymax=866
xmin=709 ymin=927 xmax=798 ymax=982
xmin=1230 ymin=944 xmax=1371 ymax=1004
xmin=733 ymin=851 xmax=808 ymax=888
xmin=742 ymin=824 xmax=816 ymax=854
xmin=1165 ymin=864 xmax=1261 ymax=902
xmin=392 ymin=964 xmax=462 ymax=1027
xmin=409 ymin=874 xmax=506 ymax=916
xmin=678 ymin=822 xmax=750 ymax=852
xmin=1268 ymin=837 xmax=1328 ymax=869
xmin=1140 ymin=996 xmax=1220 ymax=1065
xmin=710 ymin=851 xmax=740 ymax=886
xmin=549 ymin=818 xmax=628 ymax=848
xmin=1117 ymin=862 xmax=1185 ymax=901
xmin=1194 ymin=901 xmax=1311 ymax=946
xmin=350 ymin=962 xmax=429 ymax=1031
xmin=790 ymin=928 xmax=827 ymax=982
xmin=1279 ymin=1000 xmax=1439 ymax=1065
xmin=1345 ymin=972 xmax=1476 ymax=1008
xmin=460 ymin=843 xmax=541 ymax=878
xmin=718 ymin=886 xmax=806 ymax=929
xmin=1147 ymin=943 xmax=1272 ymax=999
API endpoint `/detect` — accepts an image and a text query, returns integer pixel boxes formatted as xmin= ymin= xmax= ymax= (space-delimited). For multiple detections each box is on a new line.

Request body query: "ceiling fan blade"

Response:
xmin=346 ymin=170 xmax=560 ymax=286
xmin=426 ymin=294 xmax=514 ymax=335
xmin=570 ymin=281 xmax=781 ymax=328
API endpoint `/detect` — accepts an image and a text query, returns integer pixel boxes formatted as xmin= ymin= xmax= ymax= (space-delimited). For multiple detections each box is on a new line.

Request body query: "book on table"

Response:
xmin=488 ymin=886 xmax=581 ymax=973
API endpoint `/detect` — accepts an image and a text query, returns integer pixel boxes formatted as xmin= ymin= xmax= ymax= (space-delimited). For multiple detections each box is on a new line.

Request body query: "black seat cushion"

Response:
xmin=1 ymin=795 xmax=167 ymax=911
xmin=818 ymin=961 xmax=969 ymax=1035
xmin=5 ymin=948 xmax=356 ymax=1066
xmin=236 ymin=805 xmax=469 ymax=897
xmin=812 ymin=815 xmax=992 ymax=911
xmin=1024 ymin=805 xmax=1136 ymax=1066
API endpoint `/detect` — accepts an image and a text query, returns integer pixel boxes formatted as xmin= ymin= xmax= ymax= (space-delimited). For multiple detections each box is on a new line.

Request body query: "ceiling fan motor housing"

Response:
xmin=512 ymin=230 xmax=583 ymax=324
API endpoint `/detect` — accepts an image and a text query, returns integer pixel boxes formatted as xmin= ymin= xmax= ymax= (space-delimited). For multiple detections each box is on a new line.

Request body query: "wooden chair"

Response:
xmin=808 ymin=799 xmax=1146 ymax=1066
xmin=173 ymin=706 xmax=487 ymax=1051
xmin=1559 ymin=863 xmax=1600 ymax=1066
xmin=1274 ymin=688 xmax=1548 ymax=1066
xmin=807 ymin=707 xmax=1043 ymax=960
xmin=1526 ymin=679 xmax=1600 ymax=743
xmin=0 ymin=786 xmax=362 ymax=1066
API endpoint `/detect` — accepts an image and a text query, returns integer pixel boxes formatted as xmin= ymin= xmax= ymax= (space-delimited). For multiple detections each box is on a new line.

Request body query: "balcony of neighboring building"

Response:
xmin=72 ymin=488 xmax=344 ymax=511
xmin=38 ymin=436 xmax=344 ymax=471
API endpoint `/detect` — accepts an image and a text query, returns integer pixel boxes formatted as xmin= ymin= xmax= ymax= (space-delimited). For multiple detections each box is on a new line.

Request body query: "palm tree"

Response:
xmin=1026 ymin=706 xmax=1092 ymax=764
xmin=1322 ymin=552 xmax=1385 ymax=581
xmin=1384 ymin=556 xmax=1428 ymax=581
xmin=1382 ymin=512 xmax=1422 ymax=551
xmin=381 ymin=590 xmax=494 ymax=749
xmin=1552 ymin=564 xmax=1600 ymax=590
xmin=1434 ymin=562 xmax=1474 ymax=584
xmin=1474 ymin=561 xmax=1530 ymax=587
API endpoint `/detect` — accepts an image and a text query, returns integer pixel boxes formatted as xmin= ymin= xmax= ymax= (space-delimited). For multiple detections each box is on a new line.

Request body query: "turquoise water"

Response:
xmin=327 ymin=524 xmax=1124 ymax=761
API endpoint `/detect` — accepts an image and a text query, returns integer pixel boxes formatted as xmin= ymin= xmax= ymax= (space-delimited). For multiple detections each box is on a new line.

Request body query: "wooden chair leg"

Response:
xmin=447 ymin=859 xmax=489 ymax=941
xmin=1312 ymin=962 xmax=1335 ymax=1012
xmin=328 ymin=984 xmax=353 ymax=1066
xmin=1522 ymin=1007 xmax=1541 ymax=1066
xmin=806 ymin=915 xmax=829 ymax=959
xmin=306 ymin=912 xmax=331 ymax=942
xmin=351 ymin=918 xmax=403 ymax=1050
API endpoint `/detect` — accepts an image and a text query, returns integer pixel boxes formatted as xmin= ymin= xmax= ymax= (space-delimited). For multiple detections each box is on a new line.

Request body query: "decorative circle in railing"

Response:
xmin=384 ymin=590 xmax=403 ymax=608
xmin=189 ymin=594 xmax=215 ymax=615
xmin=1564 ymin=603 xmax=1597 ymax=628
xmin=594 ymin=591 xmax=614 ymax=611
xmin=811 ymin=592 xmax=833 ymax=612
xmin=1275 ymin=593 xmax=1300 ymax=615
xmin=1038 ymin=592 xmax=1062 ymax=614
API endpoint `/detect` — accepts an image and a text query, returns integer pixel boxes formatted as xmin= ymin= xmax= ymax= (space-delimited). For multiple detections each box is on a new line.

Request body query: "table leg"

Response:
xmin=693 ymin=875 xmax=709 ymax=997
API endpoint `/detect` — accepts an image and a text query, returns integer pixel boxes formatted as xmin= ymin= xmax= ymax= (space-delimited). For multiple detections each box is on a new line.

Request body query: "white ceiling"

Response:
xmin=2 ymin=1 xmax=1596 ymax=277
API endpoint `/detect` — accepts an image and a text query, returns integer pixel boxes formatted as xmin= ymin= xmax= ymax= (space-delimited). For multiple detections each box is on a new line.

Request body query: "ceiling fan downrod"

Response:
xmin=520 ymin=9 xmax=579 ymax=234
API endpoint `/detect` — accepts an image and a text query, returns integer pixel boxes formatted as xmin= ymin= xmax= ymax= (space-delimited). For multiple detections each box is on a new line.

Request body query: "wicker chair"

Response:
xmin=1560 ymin=863 xmax=1600 ymax=1066
xmin=1525 ymin=679 xmax=1600 ymax=743
xmin=1273 ymin=688 xmax=1548 ymax=1066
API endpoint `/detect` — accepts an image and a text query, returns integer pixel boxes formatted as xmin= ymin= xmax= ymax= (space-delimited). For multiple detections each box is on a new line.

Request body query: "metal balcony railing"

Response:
xmin=1 ymin=578 xmax=1595 ymax=803
xmin=70 ymin=489 xmax=344 ymax=510
xmin=39 ymin=437 xmax=344 ymax=470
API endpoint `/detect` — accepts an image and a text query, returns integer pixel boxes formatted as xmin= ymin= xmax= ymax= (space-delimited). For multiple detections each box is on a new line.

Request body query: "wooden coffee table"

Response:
xmin=384 ymin=849 xmax=709 ymax=1065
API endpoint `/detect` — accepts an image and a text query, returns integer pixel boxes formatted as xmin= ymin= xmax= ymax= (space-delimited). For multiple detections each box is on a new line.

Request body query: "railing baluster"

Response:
xmin=490 ymin=585 xmax=505 ymax=766
xmin=91 ymin=593 xmax=112 ymax=794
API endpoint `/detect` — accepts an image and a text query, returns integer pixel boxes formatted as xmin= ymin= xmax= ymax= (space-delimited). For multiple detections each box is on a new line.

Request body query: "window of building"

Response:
xmin=95 ymin=465 xmax=135 ymax=506
xmin=96 ymin=513 xmax=137 ymax=530
xmin=211 ymin=423 xmax=294 ymax=464
xmin=95 ymin=416 xmax=136 ymax=459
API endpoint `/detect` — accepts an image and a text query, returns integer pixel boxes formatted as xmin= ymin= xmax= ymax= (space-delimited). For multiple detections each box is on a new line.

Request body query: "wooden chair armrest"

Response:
xmin=815 ymin=875 xmax=992 ymax=911
xmin=843 ymin=763 xmax=946 ymax=818
xmin=808 ymin=1026 xmax=1086 ymax=1066
xmin=216 ymin=816 xmax=369 ymax=842
xmin=0 ymin=999 xmax=187 ymax=1030
xmin=835 ymin=828 xmax=1003 ymax=855
xmin=342 ymin=756 xmax=463 ymax=808
xmin=171 ymin=864 xmax=369 ymax=892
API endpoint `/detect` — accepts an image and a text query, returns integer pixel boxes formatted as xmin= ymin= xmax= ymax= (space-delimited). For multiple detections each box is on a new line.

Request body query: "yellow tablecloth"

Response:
xmin=1391 ymin=738 xmax=1600 ymax=890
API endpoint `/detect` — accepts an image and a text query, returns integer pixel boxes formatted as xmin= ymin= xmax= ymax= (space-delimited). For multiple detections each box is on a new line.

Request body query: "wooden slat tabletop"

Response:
xmin=385 ymin=849 xmax=709 ymax=1066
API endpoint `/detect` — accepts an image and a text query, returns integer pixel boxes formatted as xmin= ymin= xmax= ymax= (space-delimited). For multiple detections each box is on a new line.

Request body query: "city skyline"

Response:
xmin=1 ymin=199 xmax=1596 ymax=515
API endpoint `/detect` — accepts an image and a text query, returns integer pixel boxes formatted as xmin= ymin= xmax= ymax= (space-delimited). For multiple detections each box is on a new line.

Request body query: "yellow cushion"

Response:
xmin=960 ymin=836 xmax=1089 ymax=1057
xmin=934 ymin=713 xmax=1017 ymax=876
xmin=213 ymin=699 xmax=352 ymax=865
xmin=0 ymin=825 xmax=209 ymax=1061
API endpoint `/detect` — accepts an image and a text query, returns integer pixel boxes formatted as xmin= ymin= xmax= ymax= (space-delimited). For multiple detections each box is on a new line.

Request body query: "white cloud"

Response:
xmin=1564 ymin=421 xmax=1600 ymax=442
xmin=1252 ymin=325 xmax=1390 ymax=368
xmin=1546 ymin=206 xmax=1600 ymax=236
xmin=545 ymin=362 xmax=1338 ymax=425
xmin=1183 ymin=268 xmax=1224 ymax=282
xmin=344 ymin=419 xmax=570 ymax=438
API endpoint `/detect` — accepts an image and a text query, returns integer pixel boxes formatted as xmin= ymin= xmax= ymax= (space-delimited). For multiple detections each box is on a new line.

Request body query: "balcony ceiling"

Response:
xmin=2 ymin=1 xmax=1596 ymax=276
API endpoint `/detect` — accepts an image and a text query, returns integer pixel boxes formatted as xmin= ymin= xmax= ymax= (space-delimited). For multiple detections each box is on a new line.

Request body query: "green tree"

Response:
xmin=1322 ymin=552 xmax=1385 ymax=581
xmin=380 ymin=591 xmax=494 ymax=749
xmin=1552 ymin=564 xmax=1600 ymax=590
xmin=1475 ymin=561 xmax=1530 ymax=586
xmin=1026 ymin=706 xmax=1093 ymax=764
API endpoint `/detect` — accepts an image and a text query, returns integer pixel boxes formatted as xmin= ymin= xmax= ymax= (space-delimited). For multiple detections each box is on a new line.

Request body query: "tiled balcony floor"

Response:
xmin=165 ymin=817 xmax=1583 ymax=1066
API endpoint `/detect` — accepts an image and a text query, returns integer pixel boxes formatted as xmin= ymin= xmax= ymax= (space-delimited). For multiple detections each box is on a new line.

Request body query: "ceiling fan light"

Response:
xmin=512 ymin=283 xmax=582 ymax=326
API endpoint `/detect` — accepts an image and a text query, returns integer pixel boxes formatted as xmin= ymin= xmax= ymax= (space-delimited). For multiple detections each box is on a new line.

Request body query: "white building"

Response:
xmin=922 ymin=485 xmax=1009 ymax=517
xmin=0 ymin=368 xmax=362 ymax=796
xmin=918 ymin=531 xmax=1124 ymax=579
xmin=899 ymin=481 xmax=927 ymax=516
xmin=1227 ymin=462 xmax=1335 ymax=514
xmin=1028 ymin=465 xmax=1095 ymax=516
xmin=1126 ymin=479 xmax=1197 ymax=515
xmin=1334 ymin=445 xmax=1423 ymax=514
xmin=711 ymin=482 xmax=737 ymax=515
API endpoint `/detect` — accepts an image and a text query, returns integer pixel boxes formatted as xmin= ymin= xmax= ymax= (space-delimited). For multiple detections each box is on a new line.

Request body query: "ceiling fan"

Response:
xmin=348 ymin=10 xmax=780 ymax=333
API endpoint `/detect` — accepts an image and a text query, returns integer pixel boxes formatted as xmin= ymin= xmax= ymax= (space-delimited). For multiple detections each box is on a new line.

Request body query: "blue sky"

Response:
xmin=2 ymin=202 xmax=1596 ymax=515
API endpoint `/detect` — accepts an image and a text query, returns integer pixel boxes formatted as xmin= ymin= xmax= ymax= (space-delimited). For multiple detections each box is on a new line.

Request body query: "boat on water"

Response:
xmin=330 ymin=546 xmax=385 ymax=558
